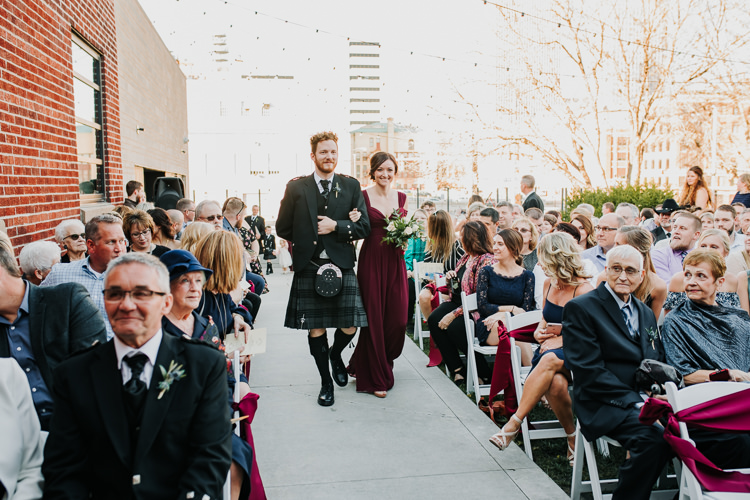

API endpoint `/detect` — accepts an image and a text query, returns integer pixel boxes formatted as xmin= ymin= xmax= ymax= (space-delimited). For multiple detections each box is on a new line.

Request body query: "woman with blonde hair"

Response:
xmin=512 ymin=216 xmax=539 ymax=271
xmin=677 ymin=165 xmax=713 ymax=210
xmin=699 ymin=211 xmax=715 ymax=229
xmin=418 ymin=210 xmax=465 ymax=320
xmin=179 ymin=222 xmax=214 ymax=255
xmin=664 ymin=229 xmax=740 ymax=312
xmin=194 ymin=231 xmax=253 ymax=337
xmin=490 ymin=232 xmax=592 ymax=464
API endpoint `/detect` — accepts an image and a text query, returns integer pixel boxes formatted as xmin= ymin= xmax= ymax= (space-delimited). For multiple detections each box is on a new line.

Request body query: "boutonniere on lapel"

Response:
xmin=333 ymin=182 xmax=342 ymax=199
xmin=646 ymin=327 xmax=659 ymax=350
xmin=157 ymin=360 xmax=186 ymax=399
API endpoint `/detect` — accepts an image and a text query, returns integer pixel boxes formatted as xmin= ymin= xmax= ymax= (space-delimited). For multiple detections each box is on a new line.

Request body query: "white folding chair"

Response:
xmin=509 ymin=336 xmax=567 ymax=461
xmin=412 ymin=261 xmax=444 ymax=350
xmin=665 ymin=381 xmax=750 ymax=500
xmin=460 ymin=292 xmax=495 ymax=402
xmin=223 ymin=350 xmax=243 ymax=500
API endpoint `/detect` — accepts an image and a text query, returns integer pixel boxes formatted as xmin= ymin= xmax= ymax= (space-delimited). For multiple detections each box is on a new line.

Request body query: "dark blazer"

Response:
xmin=651 ymin=226 xmax=668 ymax=245
xmin=263 ymin=233 xmax=276 ymax=260
xmin=276 ymin=173 xmax=370 ymax=272
xmin=522 ymin=191 xmax=544 ymax=212
xmin=42 ymin=333 xmax=232 ymax=500
xmin=244 ymin=214 xmax=266 ymax=250
xmin=562 ymin=283 xmax=664 ymax=441
xmin=0 ymin=282 xmax=107 ymax=396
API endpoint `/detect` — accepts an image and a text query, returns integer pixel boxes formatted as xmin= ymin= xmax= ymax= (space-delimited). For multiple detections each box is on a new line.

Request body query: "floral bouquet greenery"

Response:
xmin=382 ymin=209 xmax=425 ymax=250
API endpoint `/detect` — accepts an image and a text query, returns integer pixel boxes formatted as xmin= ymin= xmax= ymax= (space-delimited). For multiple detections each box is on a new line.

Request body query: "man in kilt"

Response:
xmin=276 ymin=131 xmax=370 ymax=406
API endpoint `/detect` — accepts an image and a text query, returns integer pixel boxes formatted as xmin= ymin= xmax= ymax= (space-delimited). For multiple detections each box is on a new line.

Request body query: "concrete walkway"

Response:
xmin=250 ymin=270 xmax=568 ymax=500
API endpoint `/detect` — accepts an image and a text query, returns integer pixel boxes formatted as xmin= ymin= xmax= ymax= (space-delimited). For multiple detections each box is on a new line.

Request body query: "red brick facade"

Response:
xmin=0 ymin=0 xmax=121 ymax=250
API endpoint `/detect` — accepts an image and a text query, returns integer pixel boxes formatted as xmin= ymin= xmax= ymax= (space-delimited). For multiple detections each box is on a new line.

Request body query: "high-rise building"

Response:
xmin=349 ymin=41 xmax=381 ymax=127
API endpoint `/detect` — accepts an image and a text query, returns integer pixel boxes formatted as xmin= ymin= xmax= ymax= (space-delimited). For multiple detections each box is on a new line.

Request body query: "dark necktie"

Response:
xmin=666 ymin=232 xmax=671 ymax=239
xmin=679 ymin=250 xmax=688 ymax=263
xmin=320 ymin=179 xmax=330 ymax=199
xmin=620 ymin=305 xmax=638 ymax=340
xmin=123 ymin=353 xmax=148 ymax=418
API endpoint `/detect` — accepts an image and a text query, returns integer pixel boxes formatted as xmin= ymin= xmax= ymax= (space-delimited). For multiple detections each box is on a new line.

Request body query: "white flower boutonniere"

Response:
xmin=157 ymin=360 xmax=186 ymax=399
xmin=646 ymin=327 xmax=659 ymax=350
xmin=334 ymin=182 xmax=342 ymax=199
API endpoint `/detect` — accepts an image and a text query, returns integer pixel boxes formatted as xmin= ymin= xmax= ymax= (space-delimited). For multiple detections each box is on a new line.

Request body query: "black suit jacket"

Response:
xmin=42 ymin=333 xmax=232 ymax=500
xmin=522 ymin=191 xmax=544 ymax=212
xmin=562 ymin=283 xmax=664 ymax=441
xmin=244 ymin=214 xmax=266 ymax=250
xmin=0 ymin=282 xmax=106 ymax=397
xmin=276 ymin=173 xmax=370 ymax=272
xmin=651 ymin=226 xmax=668 ymax=245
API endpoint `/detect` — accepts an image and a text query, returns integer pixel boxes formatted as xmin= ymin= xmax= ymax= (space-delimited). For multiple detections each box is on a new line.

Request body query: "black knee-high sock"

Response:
xmin=329 ymin=328 xmax=355 ymax=361
xmin=308 ymin=334 xmax=332 ymax=385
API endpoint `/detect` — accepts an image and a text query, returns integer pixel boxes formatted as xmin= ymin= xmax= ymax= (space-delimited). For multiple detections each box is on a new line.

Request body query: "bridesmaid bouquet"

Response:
xmin=382 ymin=210 xmax=425 ymax=250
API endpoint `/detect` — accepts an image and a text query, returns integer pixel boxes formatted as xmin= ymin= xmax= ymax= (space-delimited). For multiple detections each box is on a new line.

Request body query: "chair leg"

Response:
xmin=584 ymin=437 xmax=604 ymax=500
xmin=521 ymin=416 xmax=533 ymax=460
xmin=570 ymin=424 xmax=585 ymax=500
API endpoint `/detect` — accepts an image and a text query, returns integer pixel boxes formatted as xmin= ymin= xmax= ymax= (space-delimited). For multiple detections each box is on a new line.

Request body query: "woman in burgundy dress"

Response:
xmin=348 ymin=151 xmax=409 ymax=398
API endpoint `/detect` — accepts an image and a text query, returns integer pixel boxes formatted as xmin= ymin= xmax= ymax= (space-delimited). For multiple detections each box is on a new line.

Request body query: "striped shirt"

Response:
xmin=41 ymin=257 xmax=113 ymax=340
xmin=423 ymin=240 xmax=465 ymax=273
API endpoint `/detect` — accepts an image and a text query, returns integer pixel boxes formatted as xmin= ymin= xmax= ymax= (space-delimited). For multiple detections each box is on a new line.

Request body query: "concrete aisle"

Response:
xmin=250 ymin=270 xmax=567 ymax=500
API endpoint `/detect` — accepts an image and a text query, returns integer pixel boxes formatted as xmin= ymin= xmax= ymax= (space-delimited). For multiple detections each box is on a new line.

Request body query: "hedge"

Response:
xmin=563 ymin=183 xmax=675 ymax=220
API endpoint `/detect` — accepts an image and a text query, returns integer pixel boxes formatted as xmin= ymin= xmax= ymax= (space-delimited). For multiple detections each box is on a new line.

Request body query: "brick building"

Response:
xmin=0 ymin=0 xmax=187 ymax=250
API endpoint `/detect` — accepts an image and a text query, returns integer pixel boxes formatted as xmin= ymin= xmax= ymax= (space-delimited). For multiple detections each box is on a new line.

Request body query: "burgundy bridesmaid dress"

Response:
xmin=347 ymin=190 xmax=409 ymax=393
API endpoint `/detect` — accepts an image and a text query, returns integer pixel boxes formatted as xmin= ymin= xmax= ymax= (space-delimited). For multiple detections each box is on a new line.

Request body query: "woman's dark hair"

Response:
xmin=498 ymin=228 xmax=523 ymax=266
xmin=148 ymin=208 xmax=173 ymax=238
xmin=461 ymin=221 xmax=492 ymax=256
xmin=369 ymin=151 xmax=398 ymax=180
xmin=555 ymin=222 xmax=582 ymax=243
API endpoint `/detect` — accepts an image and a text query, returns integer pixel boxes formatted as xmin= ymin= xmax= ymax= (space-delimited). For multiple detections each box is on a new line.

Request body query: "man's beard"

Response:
xmin=315 ymin=158 xmax=337 ymax=174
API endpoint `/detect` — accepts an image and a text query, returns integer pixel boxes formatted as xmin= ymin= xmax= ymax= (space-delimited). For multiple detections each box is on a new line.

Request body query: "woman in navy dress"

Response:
xmin=347 ymin=152 xmax=408 ymax=398
xmin=490 ymin=233 xmax=593 ymax=465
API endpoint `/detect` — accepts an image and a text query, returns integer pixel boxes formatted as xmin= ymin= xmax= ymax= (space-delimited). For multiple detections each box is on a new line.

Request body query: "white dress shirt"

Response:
xmin=113 ymin=329 xmax=163 ymax=388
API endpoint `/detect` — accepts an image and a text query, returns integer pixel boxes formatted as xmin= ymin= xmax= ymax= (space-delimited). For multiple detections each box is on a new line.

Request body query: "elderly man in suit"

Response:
xmin=43 ymin=253 xmax=231 ymax=500
xmin=276 ymin=131 xmax=371 ymax=406
xmin=0 ymin=232 xmax=106 ymax=432
xmin=563 ymin=244 xmax=673 ymax=500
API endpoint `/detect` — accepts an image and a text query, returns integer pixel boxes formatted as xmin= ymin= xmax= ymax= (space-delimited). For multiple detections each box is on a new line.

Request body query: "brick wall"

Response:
xmin=0 ymin=0 xmax=121 ymax=251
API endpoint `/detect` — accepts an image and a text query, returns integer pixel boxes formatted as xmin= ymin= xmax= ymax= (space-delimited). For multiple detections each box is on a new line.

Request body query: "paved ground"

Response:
xmin=250 ymin=269 xmax=568 ymax=499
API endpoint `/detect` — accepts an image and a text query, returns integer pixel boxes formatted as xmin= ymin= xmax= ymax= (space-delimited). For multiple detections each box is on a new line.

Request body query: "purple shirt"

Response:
xmin=652 ymin=245 xmax=688 ymax=285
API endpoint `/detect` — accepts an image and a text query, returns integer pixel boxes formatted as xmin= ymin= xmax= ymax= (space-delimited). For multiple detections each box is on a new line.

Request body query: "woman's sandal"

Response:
xmin=566 ymin=432 xmax=576 ymax=467
xmin=374 ymin=391 xmax=387 ymax=398
xmin=489 ymin=414 xmax=523 ymax=451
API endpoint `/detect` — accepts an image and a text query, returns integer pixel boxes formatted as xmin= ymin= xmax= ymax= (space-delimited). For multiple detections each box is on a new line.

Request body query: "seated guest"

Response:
xmin=479 ymin=207 xmax=500 ymax=235
xmin=221 ymin=197 xmax=246 ymax=236
xmin=512 ymin=216 xmax=539 ymax=272
xmin=700 ymin=211 xmax=714 ymax=229
xmin=664 ymin=229 xmax=740 ymax=312
xmin=730 ymin=173 xmax=750 ymax=207
xmin=651 ymin=199 xmax=679 ymax=245
xmin=661 ymin=249 xmax=750 ymax=470
xmin=490 ymin=233 xmax=592 ymax=465
xmin=148 ymin=207 xmax=179 ymax=250
xmin=405 ymin=209 xmax=428 ymax=323
xmin=595 ymin=226 xmax=667 ymax=319
xmin=19 ymin=240 xmax=60 ymax=285
xmin=0 ymin=233 xmax=107 ymax=431
xmin=652 ymin=212 xmax=701 ymax=285
xmin=494 ymin=201 xmax=513 ymax=230
xmin=123 ymin=210 xmax=170 ymax=258
xmin=476 ymin=228 xmax=536 ymax=346
xmin=166 ymin=209 xmax=184 ymax=241
xmin=0 ymin=358 xmax=44 ymax=499
xmin=195 ymin=200 xmax=224 ymax=230
xmin=726 ymin=225 xmax=750 ymax=276
xmin=54 ymin=219 xmax=87 ymax=262
xmin=581 ymin=213 xmax=625 ymax=272
xmin=714 ymin=204 xmax=745 ymax=252
xmin=570 ymin=215 xmax=596 ymax=250
xmin=427 ymin=222 xmax=493 ymax=383
xmin=525 ymin=207 xmax=544 ymax=235
xmin=42 ymin=213 xmax=127 ymax=339
xmin=179 ymin=221 xmax=214 ymax=255
xmin=539 ymin=213 xmax=557 ymax=236
xmin=418 ymin=210 xmax=465 ymax=321
xmin=160 ymin=250 xmax=253 ymax=500
xmin=563 ymin=245 xmax=672 ymax=499
xmin=194 ymin=231 xmax=254 ymax=338
xmin=740 ymin=269 xmax=750 ymax=314
xmin=42 ymin=253 xmax=232 ymax=499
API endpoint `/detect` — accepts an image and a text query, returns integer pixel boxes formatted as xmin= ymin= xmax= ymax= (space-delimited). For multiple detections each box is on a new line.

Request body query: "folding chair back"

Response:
xmin=461 ymin=292 xmax=496 ymax=402
xmin=413 ymin=261 xmax=444 ymax=349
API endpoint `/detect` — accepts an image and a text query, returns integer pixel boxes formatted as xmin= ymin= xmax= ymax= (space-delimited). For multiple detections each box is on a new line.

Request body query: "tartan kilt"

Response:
xmin=284 ymin=264 xmax=368 ymax=330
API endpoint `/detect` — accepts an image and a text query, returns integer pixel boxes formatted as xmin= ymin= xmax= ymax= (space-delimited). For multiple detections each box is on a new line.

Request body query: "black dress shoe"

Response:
xmin=330 ymin=356 xmax=348 ymax=387
xmin=318 ymin=382 xmax=334 ymax=406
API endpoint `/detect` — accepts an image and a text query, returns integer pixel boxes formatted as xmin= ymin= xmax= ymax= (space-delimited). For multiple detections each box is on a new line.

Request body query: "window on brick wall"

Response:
xmin=72 ymin=35 xmax=104 ymax=200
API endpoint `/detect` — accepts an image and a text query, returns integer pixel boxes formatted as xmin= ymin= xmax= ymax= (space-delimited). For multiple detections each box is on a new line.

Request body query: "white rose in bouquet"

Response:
xmin=404 ymin=226 xmax=413 ymax=235
xmin=387 ymin=222 xmax=396 ymax=232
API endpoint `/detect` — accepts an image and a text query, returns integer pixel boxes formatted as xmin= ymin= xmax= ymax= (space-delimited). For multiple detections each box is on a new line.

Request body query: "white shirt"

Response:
xmin=730 ymin=232 xmax=746 ymax=253
xmin=113 ymin=329 xmax=163 ymax=388
xmin=603 ymin=282 xmax=639 ymax=335
xmin=313 ymin=172 xmax=335 ymax=194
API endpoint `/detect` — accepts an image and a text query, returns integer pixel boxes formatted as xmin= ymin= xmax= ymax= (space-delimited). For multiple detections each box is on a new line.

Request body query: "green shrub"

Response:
xmin=563 ymin=183 xmax=675 ymax=220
